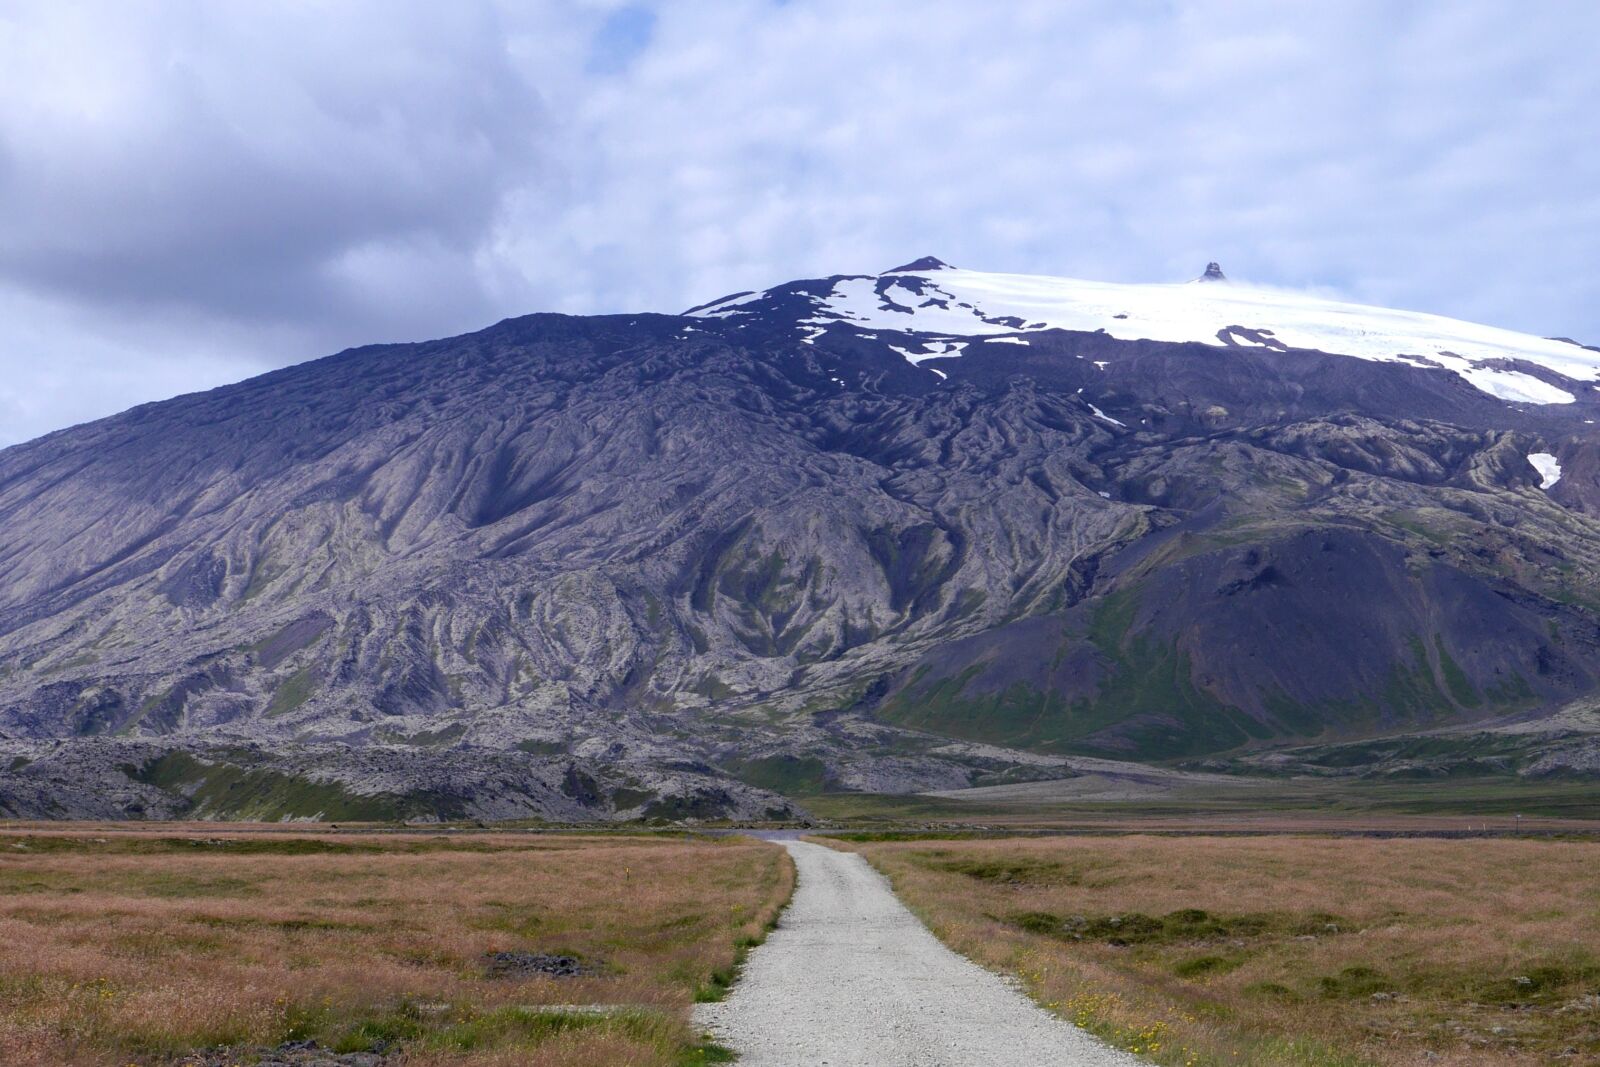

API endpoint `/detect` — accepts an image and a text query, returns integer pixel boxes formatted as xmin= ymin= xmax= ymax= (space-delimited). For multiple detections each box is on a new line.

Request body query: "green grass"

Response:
xmin=804 ymin=773 xmax=1600 ymax=825
xmin=1260 ymin=731 xmax=1539 ymax=772
xmin=0 ymin=833 xmax=583 ymax=858
xmin=1433 ymin=635 xmax=1480 ymax=708
xmin=221 ymin=999 xmax=694 ymax=1062
xmin=264 ymin=666 xmax=318 ymax=718
xmin=126 ymin=751 xmax=437 ymax=821
xmin=1173 ymin=954 xmax=1246 ymax=978
xmin=931 ymin=856 xmax=1066 ymax=883
xmin=691 ymin=877 xmax=789 ymax=1004
xmin=815 ymin=829 xmax=993 ymax=842
xmin=875 ymin=586 xmax=1268 ymax=758
xmin=799 ymin=792 xmax=998 ymax=823
xmin=375 ymin=722 xmax=469 ymax=747
xmin=721 ymin=755 xmax=830 ymax=795
xmin=683 ymin=1040 xmax=738 ymax=1064
xmin=1006 ymin=906 xmax=1348 ymax=947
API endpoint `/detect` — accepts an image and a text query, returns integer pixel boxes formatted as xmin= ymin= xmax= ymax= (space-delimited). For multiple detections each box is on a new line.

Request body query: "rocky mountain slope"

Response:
xmin=3 ymin=258 xmax=1599 ymax=819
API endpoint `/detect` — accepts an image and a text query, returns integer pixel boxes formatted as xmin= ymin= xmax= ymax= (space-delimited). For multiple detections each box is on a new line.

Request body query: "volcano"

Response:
xmin=3 ymin=259 xmax=1599 ymax=820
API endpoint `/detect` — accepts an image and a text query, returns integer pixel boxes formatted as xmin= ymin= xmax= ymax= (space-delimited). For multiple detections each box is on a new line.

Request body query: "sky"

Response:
xmin=1 ymin=0 xmax=1597 ymax=446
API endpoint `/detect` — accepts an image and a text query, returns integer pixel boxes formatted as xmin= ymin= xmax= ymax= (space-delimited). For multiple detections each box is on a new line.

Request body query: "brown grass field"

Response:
xmin=0 ymin=828 xmax=793 ymax=1066
xmin=835 ymin=834 xmax=1600 ymax=1066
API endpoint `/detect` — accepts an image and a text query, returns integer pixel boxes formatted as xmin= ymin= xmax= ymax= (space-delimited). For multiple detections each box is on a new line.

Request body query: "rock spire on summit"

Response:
xmin=1200 ymin=261 xmax=1227 ymax=281
xmin=885 ymin=256 xmax=953 ymax=273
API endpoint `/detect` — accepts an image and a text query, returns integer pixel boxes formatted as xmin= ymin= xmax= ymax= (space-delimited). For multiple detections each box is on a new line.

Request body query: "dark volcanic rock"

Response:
xmin=886 ymin=255 xmax=955 ymax=273
xmin=483 ymin=951 xmax=594 ymax=979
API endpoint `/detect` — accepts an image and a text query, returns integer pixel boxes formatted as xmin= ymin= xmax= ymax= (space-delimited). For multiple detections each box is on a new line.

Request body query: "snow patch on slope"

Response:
xmin=1456 ymin=367 xmax=1574 ymax=405
xmin=1528 ymin=453 xmax=1562 ymax=489
xmin=1087 ymin=403 xmax=1125 ymax=428
xmin=888 ymin=340 xmax=968 ymax=365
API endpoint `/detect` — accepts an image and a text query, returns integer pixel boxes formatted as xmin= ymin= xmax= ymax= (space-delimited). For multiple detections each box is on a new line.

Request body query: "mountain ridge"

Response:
xmin=690 ymin=258 xmax=1600 ymax=406
xmin=3 ymin=261 xmax=1599 ymax=820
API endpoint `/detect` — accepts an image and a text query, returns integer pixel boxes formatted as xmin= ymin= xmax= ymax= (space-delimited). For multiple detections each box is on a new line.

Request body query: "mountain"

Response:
xmin=3 ymin=259 xmax=1599 ymax=821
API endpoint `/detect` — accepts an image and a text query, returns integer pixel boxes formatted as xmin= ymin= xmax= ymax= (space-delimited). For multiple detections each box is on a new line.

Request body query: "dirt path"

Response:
xmin=694 ymin=840 xmax=1145 ymax=1066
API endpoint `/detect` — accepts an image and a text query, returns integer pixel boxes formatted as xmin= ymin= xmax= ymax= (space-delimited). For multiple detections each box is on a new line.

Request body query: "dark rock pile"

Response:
xmin=483 ymin=950 xmax=595 ymax=979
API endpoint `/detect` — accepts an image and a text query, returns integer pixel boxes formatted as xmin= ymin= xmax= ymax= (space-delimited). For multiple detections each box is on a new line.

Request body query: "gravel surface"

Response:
xmin=695 ymin=840 xmax=1147 ymax=1066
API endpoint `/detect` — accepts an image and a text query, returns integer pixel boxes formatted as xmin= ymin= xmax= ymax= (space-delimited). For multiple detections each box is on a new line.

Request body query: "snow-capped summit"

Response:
xmin=687 ymin=260 xmax=1600 ymax=406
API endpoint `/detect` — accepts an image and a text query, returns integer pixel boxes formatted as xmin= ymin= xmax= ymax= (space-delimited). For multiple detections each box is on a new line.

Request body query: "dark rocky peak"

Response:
xmin=1549 ymin=336 xmax=1600 ymax=354
xmin=884 ymin=256 xmax=953 ymax=273
xmin=1200 ymin=261 xmax=1227 ymax=282
xmin=684 ymin=290 xmax=754 ymax=315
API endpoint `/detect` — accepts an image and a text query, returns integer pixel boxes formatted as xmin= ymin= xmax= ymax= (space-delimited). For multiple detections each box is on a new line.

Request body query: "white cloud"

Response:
xmin=1 ymin=0 xmax=1598 ymax=444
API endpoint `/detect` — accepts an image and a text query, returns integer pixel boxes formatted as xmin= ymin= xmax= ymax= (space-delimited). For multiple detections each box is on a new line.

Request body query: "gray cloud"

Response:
xmin=2 ymin=0 xmax=1597 ymax=445
xmin=0 ymin=3 xmax=550 ymax=321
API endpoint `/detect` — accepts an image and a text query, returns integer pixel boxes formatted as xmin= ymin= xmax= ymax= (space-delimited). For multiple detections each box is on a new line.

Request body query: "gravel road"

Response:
xmin=694 ymin=840 xmax=1146 ymax=1066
